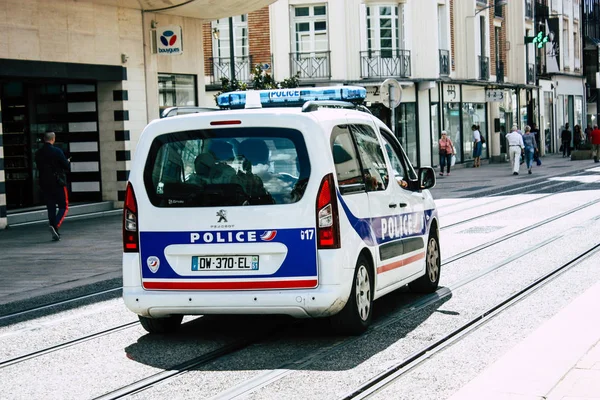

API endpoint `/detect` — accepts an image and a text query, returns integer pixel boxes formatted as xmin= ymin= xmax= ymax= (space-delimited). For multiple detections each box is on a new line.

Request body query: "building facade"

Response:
xmin=200 ymin=0 xmax=584 ymax=168
xmin=0 ymin=0 xmax=276 ymax=229
xmin=536 ymin=0 xmax=585 ymax=154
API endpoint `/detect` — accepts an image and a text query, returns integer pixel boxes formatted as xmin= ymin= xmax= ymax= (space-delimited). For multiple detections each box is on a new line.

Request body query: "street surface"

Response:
xmin=1 ymin=155 xmax=600 ymax=399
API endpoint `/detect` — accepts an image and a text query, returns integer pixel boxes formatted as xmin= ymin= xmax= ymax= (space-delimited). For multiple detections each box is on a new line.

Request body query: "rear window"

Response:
xmin=144 ymin=127 xmax=311 ymax=207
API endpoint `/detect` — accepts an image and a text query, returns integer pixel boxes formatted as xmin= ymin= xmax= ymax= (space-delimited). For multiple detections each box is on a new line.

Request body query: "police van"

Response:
xmin=123 ymin=86 xmax=440 ymax=335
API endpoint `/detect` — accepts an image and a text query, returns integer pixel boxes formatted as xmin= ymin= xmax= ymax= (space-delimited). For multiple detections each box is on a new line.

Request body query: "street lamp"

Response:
xmin=475 ymin=0 xmax=507 ymax=16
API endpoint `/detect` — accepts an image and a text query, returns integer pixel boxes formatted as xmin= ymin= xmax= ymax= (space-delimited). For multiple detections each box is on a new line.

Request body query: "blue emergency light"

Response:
xmin=216 ymin=86 xmax=367 ymax=109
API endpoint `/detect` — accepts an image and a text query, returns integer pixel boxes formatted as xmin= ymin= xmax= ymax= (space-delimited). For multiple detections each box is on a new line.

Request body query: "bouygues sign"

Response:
xmin=157 ymin=26 xmax=183 ymax=55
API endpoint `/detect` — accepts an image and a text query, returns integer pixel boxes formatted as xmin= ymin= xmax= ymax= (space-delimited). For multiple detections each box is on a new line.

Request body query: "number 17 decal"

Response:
xmin=300 ymin=229 xmax=315 ymax=240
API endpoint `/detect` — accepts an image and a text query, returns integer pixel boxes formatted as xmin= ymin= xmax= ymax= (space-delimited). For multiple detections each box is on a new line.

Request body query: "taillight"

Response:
xmin=316 ymin=174 xmax=340 ymax=249
xmin=123 ymin=182 xmax=139 ymax=253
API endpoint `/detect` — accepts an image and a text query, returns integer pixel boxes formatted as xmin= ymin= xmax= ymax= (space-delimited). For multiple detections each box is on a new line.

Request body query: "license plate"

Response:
xmin=191 ymin=255 xmax=259 ymax=271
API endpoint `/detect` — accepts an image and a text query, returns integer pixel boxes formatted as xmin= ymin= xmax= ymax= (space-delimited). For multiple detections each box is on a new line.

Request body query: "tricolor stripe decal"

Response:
xmin=143 ymin=279 xmax=318 ymax=290
xmin=377 ymin=252 xmax=426 ymax=274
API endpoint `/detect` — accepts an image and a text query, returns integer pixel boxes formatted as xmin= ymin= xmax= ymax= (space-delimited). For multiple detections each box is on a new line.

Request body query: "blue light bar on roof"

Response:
xmin=216 ymin=86 xmax=367 ymax=109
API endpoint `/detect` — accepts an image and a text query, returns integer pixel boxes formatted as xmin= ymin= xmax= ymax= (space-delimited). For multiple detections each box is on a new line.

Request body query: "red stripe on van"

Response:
xmin=142 ymin=279 xmax=318 ymax=290
xmin=377 ymin=252 xmax=426 ymax=274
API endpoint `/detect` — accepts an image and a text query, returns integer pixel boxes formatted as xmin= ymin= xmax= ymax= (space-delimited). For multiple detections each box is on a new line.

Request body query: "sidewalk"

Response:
xmin=430 ymin=153 xmax=599 ymax=199
xmin=450 ymin=280 xmax=600 ymax=400
xmin=0 ymin=213 xmax=122 ymax=316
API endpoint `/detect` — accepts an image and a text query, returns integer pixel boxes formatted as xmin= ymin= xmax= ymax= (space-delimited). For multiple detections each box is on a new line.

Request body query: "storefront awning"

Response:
xmin=81 ymin=0 xmax=277 ymax=20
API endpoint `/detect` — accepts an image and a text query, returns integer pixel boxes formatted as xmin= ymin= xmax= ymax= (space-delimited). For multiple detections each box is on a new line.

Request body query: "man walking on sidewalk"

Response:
xmin=591 ymin=125 xmax=600 ymax=163
xmin=35 ymin=132 xmax=70 ymax=241
xmin=506 ymin=125 xmax=524 ymax=176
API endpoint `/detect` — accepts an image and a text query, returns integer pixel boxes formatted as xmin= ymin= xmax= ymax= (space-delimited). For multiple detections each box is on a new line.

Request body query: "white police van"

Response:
xmin=123 ymin=86 xmax=439 ymax=335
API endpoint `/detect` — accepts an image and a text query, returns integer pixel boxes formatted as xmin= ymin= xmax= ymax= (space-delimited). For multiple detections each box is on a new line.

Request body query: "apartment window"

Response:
xmin=211 ymin=15 xmax=248 ymax=59
xmin=574 ymin=29 xmax=581 ymax=69
xmin=366 ymin=5 xmax=405 ymax=57
xmin=563 ymin=26 xmax=569 ymax=68
xmin=293 ymin=5 xmax=328 ymax=54
xmin=158 ymin=74 xmax=197 ymax=114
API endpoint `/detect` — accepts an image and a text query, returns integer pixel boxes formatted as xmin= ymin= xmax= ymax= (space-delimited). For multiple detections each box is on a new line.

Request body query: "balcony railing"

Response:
xmin=210 ymin=55 xmax=253 ymax=84
xmin=290 ymin=51 xmax=331 ymax=80
xmin=527 ymin=63 xmax=535 ymax=84
xmin=496 ymin=61 xmax=505 ymax=83
xmin=439 ymin=49 xmax=450 ymax=76
xmin=479 ymin=55 xmax=490 ymax=80
xmin=360 ymin=50 xmax=411 ymax=78
xmin=525 ymin=0 xmax=534 ymax=19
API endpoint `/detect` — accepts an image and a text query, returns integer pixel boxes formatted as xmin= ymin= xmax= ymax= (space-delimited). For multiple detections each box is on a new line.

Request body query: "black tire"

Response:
xmin=138 ymin=315 xmax=183 ymax=334
xmin=331 ymin=255 xmax=374 ymax=335
xmin=408 ymin=234 xmax=441 ymax=293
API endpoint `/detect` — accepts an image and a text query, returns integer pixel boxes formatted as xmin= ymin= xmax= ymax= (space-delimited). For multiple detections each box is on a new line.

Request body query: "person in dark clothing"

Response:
xmin=574 ymin=125 xmax=582 ymax=150
xmin=35 ymin=132 xmax=70 ymax=241
xmin=561 ymin=123 xmax=572 ymax=158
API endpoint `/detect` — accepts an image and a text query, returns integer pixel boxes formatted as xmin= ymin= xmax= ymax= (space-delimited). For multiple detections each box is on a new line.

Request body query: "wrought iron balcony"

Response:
xmin=439 ymin=49 xmax=450 ymax=76
xmin=289 ymin=51 xmax=331 ymax=80
xmin=527 ymin=63 xmax=535 ymax=84
xmin=360 ymin=50 xmax=411 ymax=79
xmin=210 ymin=55 xmax=253 ymax=84
xmin=479 ymin=55 xmax=490 ymax=80
xmin=496 ymin=61 xmax=504 ymax=83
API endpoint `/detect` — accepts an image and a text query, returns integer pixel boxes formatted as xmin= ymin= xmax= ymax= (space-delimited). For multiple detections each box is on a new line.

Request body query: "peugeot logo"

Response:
xmin=216 ymin=209 xmax=227 ymax=223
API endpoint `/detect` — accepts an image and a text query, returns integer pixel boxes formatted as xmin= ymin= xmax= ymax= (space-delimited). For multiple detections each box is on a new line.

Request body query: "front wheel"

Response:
xmin=408 ymin=234 xmax=441 ymax=293
xmin=331 ymin=255 xmax=373 ymax=335
xmin=138 ymin=315 xmax=183 ymax=334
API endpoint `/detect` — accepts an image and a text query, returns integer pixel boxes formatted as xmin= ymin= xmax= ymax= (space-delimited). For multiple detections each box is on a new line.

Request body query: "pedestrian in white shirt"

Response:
xmin=506 ymin=125 xmax=525 ymax=175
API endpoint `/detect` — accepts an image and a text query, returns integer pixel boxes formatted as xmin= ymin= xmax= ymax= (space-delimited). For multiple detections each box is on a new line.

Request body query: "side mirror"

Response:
xmin=418 ymin=167 xmax=436 ymax=190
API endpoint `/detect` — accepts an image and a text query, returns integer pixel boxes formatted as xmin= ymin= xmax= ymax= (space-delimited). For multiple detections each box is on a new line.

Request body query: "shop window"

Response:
xmin=396 ymin=103 xmax=418 ymax=166
xmin=443 ymin=103 xmax=463 ymax=163
xmin=462 ymin=103 xmax=487 ymax=160
xmin=158 ymin=74 xmax=197 ymax=114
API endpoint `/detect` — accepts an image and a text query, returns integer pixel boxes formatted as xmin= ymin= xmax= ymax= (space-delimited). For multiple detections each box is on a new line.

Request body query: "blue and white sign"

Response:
xmin=157 ymin=25 xmax=183 ymax=55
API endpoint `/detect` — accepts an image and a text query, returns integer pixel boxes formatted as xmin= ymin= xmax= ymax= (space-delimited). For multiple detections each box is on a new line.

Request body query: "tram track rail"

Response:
xmin=203 ymin=212 xmax=600 ymax=400
xmin=439 ymin=171 xmax=600 ymax=230
xmin=435 ymin=167 xmax=596 ymax=214
xmin=0 ymin=321 xmax=138 ymax=369
xmin=0 ymin=286 xmax=122 ymax=322
xmin=341 ymin=243 xmax=600 ymax=399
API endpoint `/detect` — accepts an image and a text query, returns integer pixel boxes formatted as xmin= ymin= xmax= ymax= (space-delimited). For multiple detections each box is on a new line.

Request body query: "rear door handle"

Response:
xmin=399 ymin=203 xmax=408 ymax=208
xmin=388 ymin=203 xmax=397 ymax=208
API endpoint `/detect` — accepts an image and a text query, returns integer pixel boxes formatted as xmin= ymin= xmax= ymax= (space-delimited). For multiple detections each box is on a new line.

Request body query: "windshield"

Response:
xmin=143 ymin=127 xmax=311 ymax=207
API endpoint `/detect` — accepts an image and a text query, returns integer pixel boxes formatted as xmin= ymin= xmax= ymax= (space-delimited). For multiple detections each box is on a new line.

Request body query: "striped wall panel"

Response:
xmin=66 ymin=84 xmax=101 ymax=202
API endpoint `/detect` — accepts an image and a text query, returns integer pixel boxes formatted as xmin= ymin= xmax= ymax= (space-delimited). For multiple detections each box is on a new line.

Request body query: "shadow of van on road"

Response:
xmin=124 ymin=287 xmax=453 ymax=373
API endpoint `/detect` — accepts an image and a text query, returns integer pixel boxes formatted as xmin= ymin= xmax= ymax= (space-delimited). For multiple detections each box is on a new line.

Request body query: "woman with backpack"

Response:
xmin=438 ymin=130 xmax=455 ymax=176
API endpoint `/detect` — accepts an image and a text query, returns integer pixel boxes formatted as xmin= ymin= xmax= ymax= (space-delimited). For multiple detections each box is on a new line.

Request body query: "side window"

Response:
xmin=380 ymin=128 xmax=418 ymax=182
xmin=331 ymin=125 xmax=364 ymax=194
xmin=351 ymin=124 xmax=389 ymax=192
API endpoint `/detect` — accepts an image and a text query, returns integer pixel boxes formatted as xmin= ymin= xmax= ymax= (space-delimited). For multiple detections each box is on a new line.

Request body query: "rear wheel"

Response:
xmin=331 ymin=255 xmax=373 ymax=335
xmin=138 ymin=315 xmax=183 ymax=334
xmin=408 ymin=234 xmax=441 ymax=293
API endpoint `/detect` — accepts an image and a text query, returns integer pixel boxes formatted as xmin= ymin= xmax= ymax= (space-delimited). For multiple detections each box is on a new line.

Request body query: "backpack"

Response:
xmin=480 ymin=133 xmax=486 ymax=144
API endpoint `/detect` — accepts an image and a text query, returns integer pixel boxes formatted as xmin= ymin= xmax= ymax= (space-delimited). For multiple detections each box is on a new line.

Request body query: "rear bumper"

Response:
xmin=123 ymin=284 xmax=350 ymax=318
xmin=123 ymin=246 xmax=358 ymax=319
